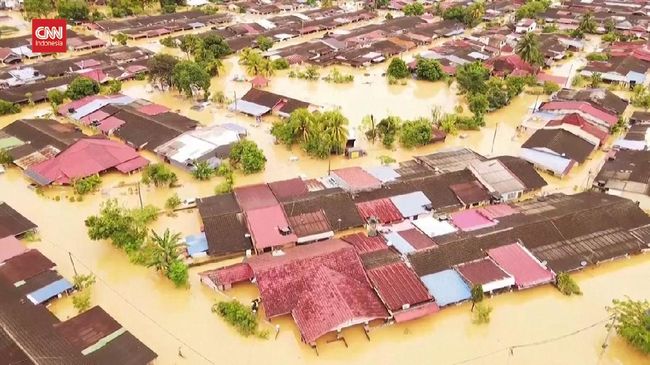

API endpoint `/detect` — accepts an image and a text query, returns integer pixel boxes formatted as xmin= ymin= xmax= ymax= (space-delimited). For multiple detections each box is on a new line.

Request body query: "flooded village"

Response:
xmin=0 ymin=0 xmax=649 ymax=364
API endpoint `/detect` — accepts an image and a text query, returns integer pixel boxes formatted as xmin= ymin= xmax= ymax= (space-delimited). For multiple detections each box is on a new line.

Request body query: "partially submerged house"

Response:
xmin=230 ymin=88 xmax=313 ymax=118
xmin=594 ymin=149 xmax=650 ymax=201
xmin=196 ymin=193 xmax=251 ymax=259
xmin=520 ymin=128 xmax=598 ymax=177
xmin=468 ymin=159 xmax=526 ymax=202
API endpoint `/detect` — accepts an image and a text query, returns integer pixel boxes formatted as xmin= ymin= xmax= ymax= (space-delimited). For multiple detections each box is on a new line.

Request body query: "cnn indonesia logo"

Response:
xmin=32 ymin=19 xmax=67 ymax=53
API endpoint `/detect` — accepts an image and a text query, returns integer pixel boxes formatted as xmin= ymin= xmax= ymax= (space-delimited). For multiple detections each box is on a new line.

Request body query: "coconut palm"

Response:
xmin=288 ymin=108 xmax=315 ymax=143
xmin=259 ymin=59 xmax=275 ymax=77
xmin=515 ymin=33 xmax=544 ymax=67
xmin=192 ymin=160 xmax=215 ymax=181
xmin=578 ymin=12 xmax=597 ymax=34
xmin=321 ymin=110 xmax=349 ymax=154
xmin=238 ymin=47 xmax=254 ymax=65
xmin=147 ymin=229 xmax=184 ymax=275
xmin=245 ymin=52 xmax=265 ymax=75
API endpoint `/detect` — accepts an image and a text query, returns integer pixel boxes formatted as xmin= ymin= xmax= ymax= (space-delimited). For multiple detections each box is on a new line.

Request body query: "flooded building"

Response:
xmin=197 ymin=193 xmax=252 ymax=259
xmin=231 ymin=88 xmax=313 ymax=118
xmin=593 ymin=149 xmax=650 ymax=200
xmin=520 ymin=128 xmax=598 ymax=177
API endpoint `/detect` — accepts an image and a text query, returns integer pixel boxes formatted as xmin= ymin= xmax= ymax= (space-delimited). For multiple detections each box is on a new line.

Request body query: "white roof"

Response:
xmin=412 ymin=216 xmax=457 ymax=238
xmin=155 ymin=126 xmax=239 ymax=163
xmin=520 ymin=148 xmax=574 ymax=176
xmin=469 ymin=160 xmax=526 ymax=195
xmin=256 ymin=19 xmax=276 ymax=30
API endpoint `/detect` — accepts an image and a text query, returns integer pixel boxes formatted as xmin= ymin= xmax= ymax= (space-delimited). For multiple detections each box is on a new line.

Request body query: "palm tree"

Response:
xmin=147 ymin=229 xmax=184 ymax=275
xmin=321 ymin=110 xmax=349 ymax=154
xmin=245 ymin=53 xmax=264 ymax=75
xmin=515 ymin=33 xmax=544 ymax=67
xmin=204 ymin=58 xmax=223 ymax=77
xmin=590 ymin=72 xmax=602 ymax=88
xmin=578 ymin=12 xmax=597 ymax=34
xmin=192 ymin=161 xmax=215 ymax=181
xmin=238 ymin=47 xmax=254 ymax=65
xmin=259 ymin=59 xmax=275 ymax=77
xmin=288 ymin=108 xmax=315 ymax=143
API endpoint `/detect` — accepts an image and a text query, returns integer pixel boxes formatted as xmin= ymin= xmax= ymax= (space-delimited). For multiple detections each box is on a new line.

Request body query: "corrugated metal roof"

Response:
xmin=341 ymin=233 xmax=388 ymax=254
xmin=363 ymin=165 xmax=400 ymax=183
xmin=487 ymin=243 xmax=555 ymax=289
xmin=0 ymin=250 xmax=54 ymax=284
xmin=234 ymin=183 xmax=279 ymax=211
xmin=356 ymin=198 xmax=403 ymax=224
xmin=390 ymin=191 xmax=431 ymax=218
xmin=0 ymin=235 xmax=27 ymax=263
xmin=246 ymin=204 xmax=296 ymax=250
xmin=419 ymin=269 xmax=471 ymax=307
xmin=367 ymin=262 xmax=432 ymax=312
xmin=26 ymin=278 xmax=73 ymax=305
xmin=520 ymin=148 xmax=575 ymax=176
xmin=333 ymin=167 xmax=381 ymax=192
xmin=384 ymin=231 xmax=415 ymax=254
xmin=398 ymin=228 xmax=436 ymax=250
xmin=455 ymin=257 xmax=513 ymax=289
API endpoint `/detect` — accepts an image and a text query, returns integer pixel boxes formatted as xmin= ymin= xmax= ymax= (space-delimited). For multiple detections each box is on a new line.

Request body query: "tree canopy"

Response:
xmin=415 ymin=58 xmax=445 ymax=81
xmin=172 ymin=61 xmax=211 ymax=99
xmin=516 ymin=33 xmax=544 ymax=67
xmin=57 ymin=0 xmax=89 ymax=23
xmin=141 ymin=163 xmax=178 ymax=187
xmin=607 ymin=298 xmax=650 ymax=354
xmin=148 ymin=53 xmax=179 ymax=88
xmin=399 ymin=118 xmax=433 ymax=148
xmin=402 ymin=2 xmax=425 ymax=16
xmin=229 ymin=140 xmax=266 ymax=174
xmin=66 ymin=77 xmax=100 ymax=100
xmin=271 ymin=109 xmax=349 ymax=158
xmin=256 ymin=36 xmax=274 ymax=51
xmin=387 ymin=58 xmax=410 ymax=79
xmin=24 ymin=0 xmax=54 ymax=19
xmin=456 ymin=61 xmax=491 ymax=94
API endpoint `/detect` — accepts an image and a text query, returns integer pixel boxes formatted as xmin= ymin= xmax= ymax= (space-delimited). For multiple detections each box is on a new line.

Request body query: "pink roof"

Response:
xmin=27 ymin=139 xmax=147 ymax=184
xmin=476 ymin=204 xmax=517 ymax=220
xmin=488 ymin=242 xmax=555 ymax=289
xmin=98 ymin=116 xmax=126 ymax=134
xmin=137 ymin=104 xmax=169 ymax=116
xmin=367 ymin=262 xmax=432 ymax=312
xmin=200 ymin=262 xmax=254 ymax=288
xmin=486 ymin=54 xmax=533 ymax=76
xmin=126 ymin=65 xmax=147 ymax=73
xmin=74 ymin=59 xmax=101 ymax=68
xmin=393 ymin=301 xmax=439 ymax=323
xmin=536 ymin=72 xmax=568 ymax=86
xmin=0 ymin=235 xmax=27 ymax=263
xmin=58 ymin=95 xmax=103 ymax=116
xmin=545 ymin=113 xmax=609 ymax=143
xmin=451 ymin=209 xmax=497 ymax=232
xmin=356 ymin=198 xmax=403 ymax=224
xmin=341 ymin=233 xmax=388 ymax=254
xmin=245 ymin=239 xmax=388 ymax=344
xmin=115 ymin=155 xmax=149 ymax=173
xmin=245 ymin=204 xmax=296 ymax=250
xmin=80 ymin=110 xmax=111 ymax=125
xmin=234 ymin=184 xmax=278 ymax=211
xmin=455 ymin=257 xmax=512 ymax=287
xmin=250 ymin=75 xmax=269 ymax=88
xmin=540 ymin=101 xmax=618 ymax=126
xmin=333 ymin=167 xmax=381 ymax=192
xmin=78 ymin=69 xmax=106 ymax=83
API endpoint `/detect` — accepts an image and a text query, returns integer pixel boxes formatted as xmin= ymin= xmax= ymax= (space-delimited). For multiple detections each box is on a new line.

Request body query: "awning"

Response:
xmin=229 ymin=100 xmax=271 ymax=117
xmin=26 ymin=278 xmax=73 ymax=304
xmin=185 ymin=232 xmax=209 ymax=256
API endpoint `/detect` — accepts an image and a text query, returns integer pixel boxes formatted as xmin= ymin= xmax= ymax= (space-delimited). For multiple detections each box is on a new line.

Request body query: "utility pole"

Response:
xmin=68 ymin=252 xmax=78 ymax=277
xmin=490 ymin=122 xmax=499 ymax=156
xmin=137 ymin=182 xmax=143 ymax=209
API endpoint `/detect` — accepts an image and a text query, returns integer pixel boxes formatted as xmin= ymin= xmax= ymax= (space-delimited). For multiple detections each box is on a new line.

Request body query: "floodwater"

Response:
xmin=0 ymin=12 xmax=648 ymax=365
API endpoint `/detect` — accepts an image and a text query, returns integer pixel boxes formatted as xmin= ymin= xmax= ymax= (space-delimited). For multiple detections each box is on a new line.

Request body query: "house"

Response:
xmin=487 ymin=242 xmax=555 ymax=289
xmin=415 ymin=147 xmax=485 ymax=173
xmin=594 ymin=149 xmax=650 ymax=201
xmin=245 ymin=204 xmax=297 ymax=253
xmin=331 ymin=167 xmax=382 ymax=193
xmin=486 ymin=54 xmax=534 ymax=77
xmin=468 ymin=159 xmax=526 ymax=202
xmin=515 ymin=18 xmax=536 ymax=33
xmin=520 ymin=128 xmax=598 ymax=177
xmin=155 ymin=125 xmax=241 ymax=170
xmin=196 ymin=193 xmax=252 ymax=259
xmin=454 ymin=257 xmax=515 ymax=293
xmin=232 ymin=88 xmax=313 ymax=118
xmin=552 ymin=88 xmax=628 ymax=118
xmin=544 ymin=113 xmax=609 ymax=146
xmin=581 ymin=55 xmax=650 ymax=85
xmin=281 ymin=188 xmax=365 ymax=232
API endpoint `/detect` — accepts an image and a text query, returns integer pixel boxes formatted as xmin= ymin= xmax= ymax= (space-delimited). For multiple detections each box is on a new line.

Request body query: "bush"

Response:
xmin=230 ymin=140 xmax=266 ymax=174
xmin=555 ymin=272 xmax=582 ymax=296
xmin=142 ymin=163 xmax=178 ymax=187
xmin=0 ymin=100 xmax=21 ymax=115
xmin=272 ymin=58 xmax=289 ymax=70
xmin=72 ymin=290 xmax=92 ymax=313
xmin=324 ymin=68 xmax=354 ymax=83
xmin=165 ymin=193 xmax=181 ymax=211
xmin=73 ymin=175 xmax=101 ymax=195
xmin=415 ymin=58 xmax=445 ymax=81
xmin=213 ymin=300 xmax=259 ymax=336
xmin=607 ymin=298 xmax=650 ymax=354
xmin=543 ymin=81 xmax=561 ymax=95
xmin=66 ymin=77 xmax=100 ymax=100
xmin=399 ymin=118 xmax=433 ymax=148
xmin=386 ymin=58 xmax=410 ymax=79
xmin=472 ymin=302 xmax=492 ymax=324
xmin=586 ymin=52 xmax=609 ymax=61
xmin=47 ymin=89 xmax=65 ymax=106
xmin=0 ymin=149 xmax=13 ymax=165
xmin=167 ymin=260 xmax=189 ymax=288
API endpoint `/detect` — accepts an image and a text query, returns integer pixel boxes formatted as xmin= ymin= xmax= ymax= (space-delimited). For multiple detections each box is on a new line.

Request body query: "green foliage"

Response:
xmin=436 ymin=113 xmax=485 ymax=133
xmin=415 ymin=58 xmax=445 ymax=81
xmin=572 ymin=74 xmax=586 ymax=87
xmin=215 ymin=162 xmax=234 ymax=193
xmin=607 ymin=298 xmax=650 ymax=354
xmin=113 ymin=33 xmax=128 ymax=46
xmin=402 ymin=2 xmax=425 ymax=16
xmin=72 ymin=290 xmax=92 ymax=313
xmin=256 ymin=36 xmax=274 ymax=51
xmin=631 ymin=85 xmax=650 ymax=109
xmin=377 ymin=155 xmax=396 ymax=165
xmin=167 ymin=260 xmax=189 ymax=287
xmin=85 ymin=199 xmax=160 ymax=254
xmin=165 ymin=193 xmax=181 ymax=211
xmin=386 ymin=58 xmax=410 ymax=79
xmin=578 ymin=12 xmax=597 ymax=34
xmin=472 ymin=302 xmax=492 ymax=324
xmin=160 ymin=36 xmax=177 ymax=48
xmin=57 ymin=0 xmax=89 ymax=23
xmin=543 ymin=81 xmax=561 ymax=95
xmin=142 ymin=163 xmax=178 ymax=188
xmin=589 ymin=72 xmax=602 ymax=88
xmin=146 ymin=229 xmax=188 ymax=287
xmin=271 ymin=109 xmax=349 ymax=158
xmin=515 ymin=0 xmax=550 ymax=20
xmin=192 ymin=160 xmax=216 ymax=181
xmin=0 ymin=149 xmax=12 ymax=165
xmin=471 ymin=284 xmax=484 ymax=303
xmin=192 ymin=34 xmax=232 ymax=76
xmin=148 ymin=54 xmax=179 ymax=88
xmin=442 ymin=2 xmax=485 ymax=27
xmin=73 ymin=273 xmax=96 ymax=290
xmin=399 ymin=118 xmax=433 ymax=148
xmin=103 ymin=79 xmax=122 ymax=95
xmin=456 ymin=61 xmax=490 ymax=94
xmin=542 ymin=24 xmax=559 ymax=33
xmin=468 ymin=93 xmax=489 ymax=116
xmin=172 ymin=61 xmax=211 ymax=99
xmin=229 ymin=140 xmax=266 ymax=174
xmin=65 ymin=77 xmax=100 ymax=100
xmin=0 ymin=100 xmax=20 ymax=115
xmin=160 ymin=0 xmax=182 ymax=13
xmin=611 ymin=116 xmax=627 ymax=134
xmin=602 ymin=32 xmax=620 ymax=43
xmin=213 ymin=300 xmax=260 ymax=337
xmin=239 ymin=49 xmax=274 ymax=77
xmin=385 ymin=12 xmax=393 ymax=20
xmin=24 ymin=0 xmax=54 ymax=19
xmin=73 ymin=175 xmax=102 ymax=195
xmin=586 ymin=53 xmax=609 ymax=61
xmin=109 ymin=0 xmax=144 ymax=18
xmin=324 ymin=68 xmax=354 ymax=83
xmin=47 ymin=89 xmax=65 ymax=107
xmin=271 ymin=58 xmax=290 ymax=70
xmin=516 ymin=33 xmax=544 ymax=67
xmin=288 ymin=65 xmax=320 ymax=80
xmin=360 ymin=115 xmax=378 ymax=144
xmin=377 ymin=116 xmax=402 ymax=148
xmin=555 ymin=272 xmax=582 ymax=296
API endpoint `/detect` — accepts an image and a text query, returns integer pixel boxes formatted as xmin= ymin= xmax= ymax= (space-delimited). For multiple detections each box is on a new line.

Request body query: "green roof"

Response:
xmin=0 ymin=136 xmax=24 ymax=150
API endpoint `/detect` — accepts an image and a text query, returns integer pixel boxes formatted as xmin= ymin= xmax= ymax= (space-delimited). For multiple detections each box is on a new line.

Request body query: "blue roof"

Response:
xmin=185 ymin=232 xmax=208 ymax=256
xmin=390 ymin=191 xmax=431 ymax=218
xmin=364 ymin=166 xmax=400 ymax=183
xmin=26 ymin=278 xmax=73 ymax=305
xmin=229 ymin=100 xmax=270 ymax=117
xmin=383 ymin=231 xmax=415 ymax=254
xmin=420 ymin=270 xmax=471 ymax=306
xmin=626 ymin=71 xmax=646 ymax=84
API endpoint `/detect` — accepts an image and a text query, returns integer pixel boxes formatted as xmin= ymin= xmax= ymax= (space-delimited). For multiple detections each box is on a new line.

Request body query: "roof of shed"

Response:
xmin=202 ymin=213 xmax=251 ymax=258
xmin=85 ymin=331 xmax=158 ymax=365
xmin=449 ymin=181 xmax=490 ymax=206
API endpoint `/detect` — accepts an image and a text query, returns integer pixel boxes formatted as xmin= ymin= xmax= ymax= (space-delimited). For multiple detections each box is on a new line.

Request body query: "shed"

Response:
xmin=487 ymin=242 xmax=555 ymax=289
xmin=356 ymin=198 xmax=403 ymax=224
xmin=199 ymin=263 xmax=254 ymax=291
xmin=412 ymin=216 xmax=457 ymax=238
xmin=419 ymin=269 xmax=472 ymax=307
xmin=455 ymin=257 xmax=515 ymax=293
xmin=26 ymin=278 xmax=73 ymax=305
xmin=250 ymin=75 xmax=269 ymax=88
xmin=390 ymin=191 xmax=432 ymax=218
xmin=449 ymin=181 xmax=490 ymax=207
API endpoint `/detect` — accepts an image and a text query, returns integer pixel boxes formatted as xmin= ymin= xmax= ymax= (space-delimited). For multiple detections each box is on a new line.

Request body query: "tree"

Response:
xmin=57 ymin=0 xmax=89 ymax=23
xmin=165 ymin=193 xmax=181 ymax=211
xmin=590 ymin=72 xmax=602 ymax=88
xmin=113 ymin=33 xmax=128 ymax=46
xmin=104 ymin=79 xmax=122 ymax=94
xmin=543 ymin=81 xmax=560 ymax=95
xmin=607 ymin=298 xmax=650 ymax=354
xmin=66 ymin=77 xmax=100 ymax=100
xmin=73 ymin=175 xmax=102 ymax=195
xmin=256 ymin=36 xmax=274 ymax=51
xmin=472 ymin=302 xmax=492 ymax=324
xmin=141 ymin=163 xmax=178 ymax=187
xmin=321 ymin=110 xmax=349 ymax=154
xmin=192 ymin=160 xmax=215 ymax=181
xmin=109 ymin=0 xmax=144 ymax=18
xmin=47 ymin=89 xmax=65 ymax=107
xmin=442 ymin=6 xmax=465 ymax=22
xmin=399 ymin=118 xmax=432 ymax=148
xmin=287 ymin=108 xmax=316 ymax=144
xmin=464 ymin=1 xmax=485 ymax=27
xmin=555 ymin=272 xmax=582 ymax=296
xmin=148 ymin=54 xmax=179 ymax=88
xmin=179 ymin=34 xmax=201 ymax=58
xmin=0 ymin=100 xmax=20 ymax=115
xmin=377 ymin=116 xmax=402 ymax=148
xmin=147 ymin=229 xmax=183 ymax=275
xmin=516 ymin=33 xmax=544 ymax=67
xmin=215 ymin=162 xmax=234 ymax=194
xmin=468 ymin=93 xmax=489 ymax=116
xmin=172 ymin=61 xmax=211 ymax=99
xmin=167 ymin=260 xmax=189 ymax=287
xmin=160 ymin=0 xmax=182 ymax=13
xmin=0 ymin=149 xmax=12 ymax=165
xmin=196 ymin=34 xmax=232 ymax=61
xmin=415 ymin=58 xmax=445 ymax=81
xmin=230 ymin=140 xmax=266 ymax=174
xmin=470 ymin=284 xmax=484 ymax=311
xmin=24 ymin=0 xmax=54 ymax=19
xmin=386 ymin=58 xmax=410 ymax=79
xmin=71 ymin=273 xmax=95 ymax=313
xmin=360 ymin=115 xmax=378 ymax=144
xmin=402 ymin=2 xmax=425 ymax=16
xmin=272 ymin=58 xmax=289 ymax=70
xmin=456 ymin=62 xmax=490 ymax=94
xmin=578 ymin=12 xmax=597 ymax=34
xmin=515 ymin=0 xmax=550 ymax=20
xmin=213 ymin=300 xmax=261 ymax=337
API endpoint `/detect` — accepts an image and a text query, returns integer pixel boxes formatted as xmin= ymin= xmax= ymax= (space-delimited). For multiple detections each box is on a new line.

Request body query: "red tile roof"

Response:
xmin=356 ymin=198 xmax=403 ymax=224
xmin=234 ymin=183 xmax=278 ymax=211
xmin=540 ymin=101 xmax=618 ymax=126
xmin=341 ymin=233 xmax=388 ymax=254
xmin=545 ymin=113 xmax=609 ymax=143
xmin=199 ymin=262 xmax=254 ymax=288
xmin=245 ymin=239 xmax=388 ymax=344
xmin=398 ymin=228 xmax=436 ymax=250
xmin=287 ymin=210 xmax=332 ymax=238
xmin=245 ymin=204 xmax=296 ymax=250
xmin=367 ymin=262 xmax=432 ymax=312
xmin=487 ymin=242 xmax=555 ymax=289
xmin=455 ymin=258 xmax=511 ymax=287
xmin=486 ymin=54 xmax=533 ymax=76
xmin=333 ymin=167 xmax=381 ymax=192
xmin=26 ymin=139 xmax=147 ymax=185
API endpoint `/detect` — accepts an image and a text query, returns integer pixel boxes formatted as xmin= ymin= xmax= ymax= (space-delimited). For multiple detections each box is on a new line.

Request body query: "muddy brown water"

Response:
xmin=0 ymin=13 xmax=647 ymax=365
